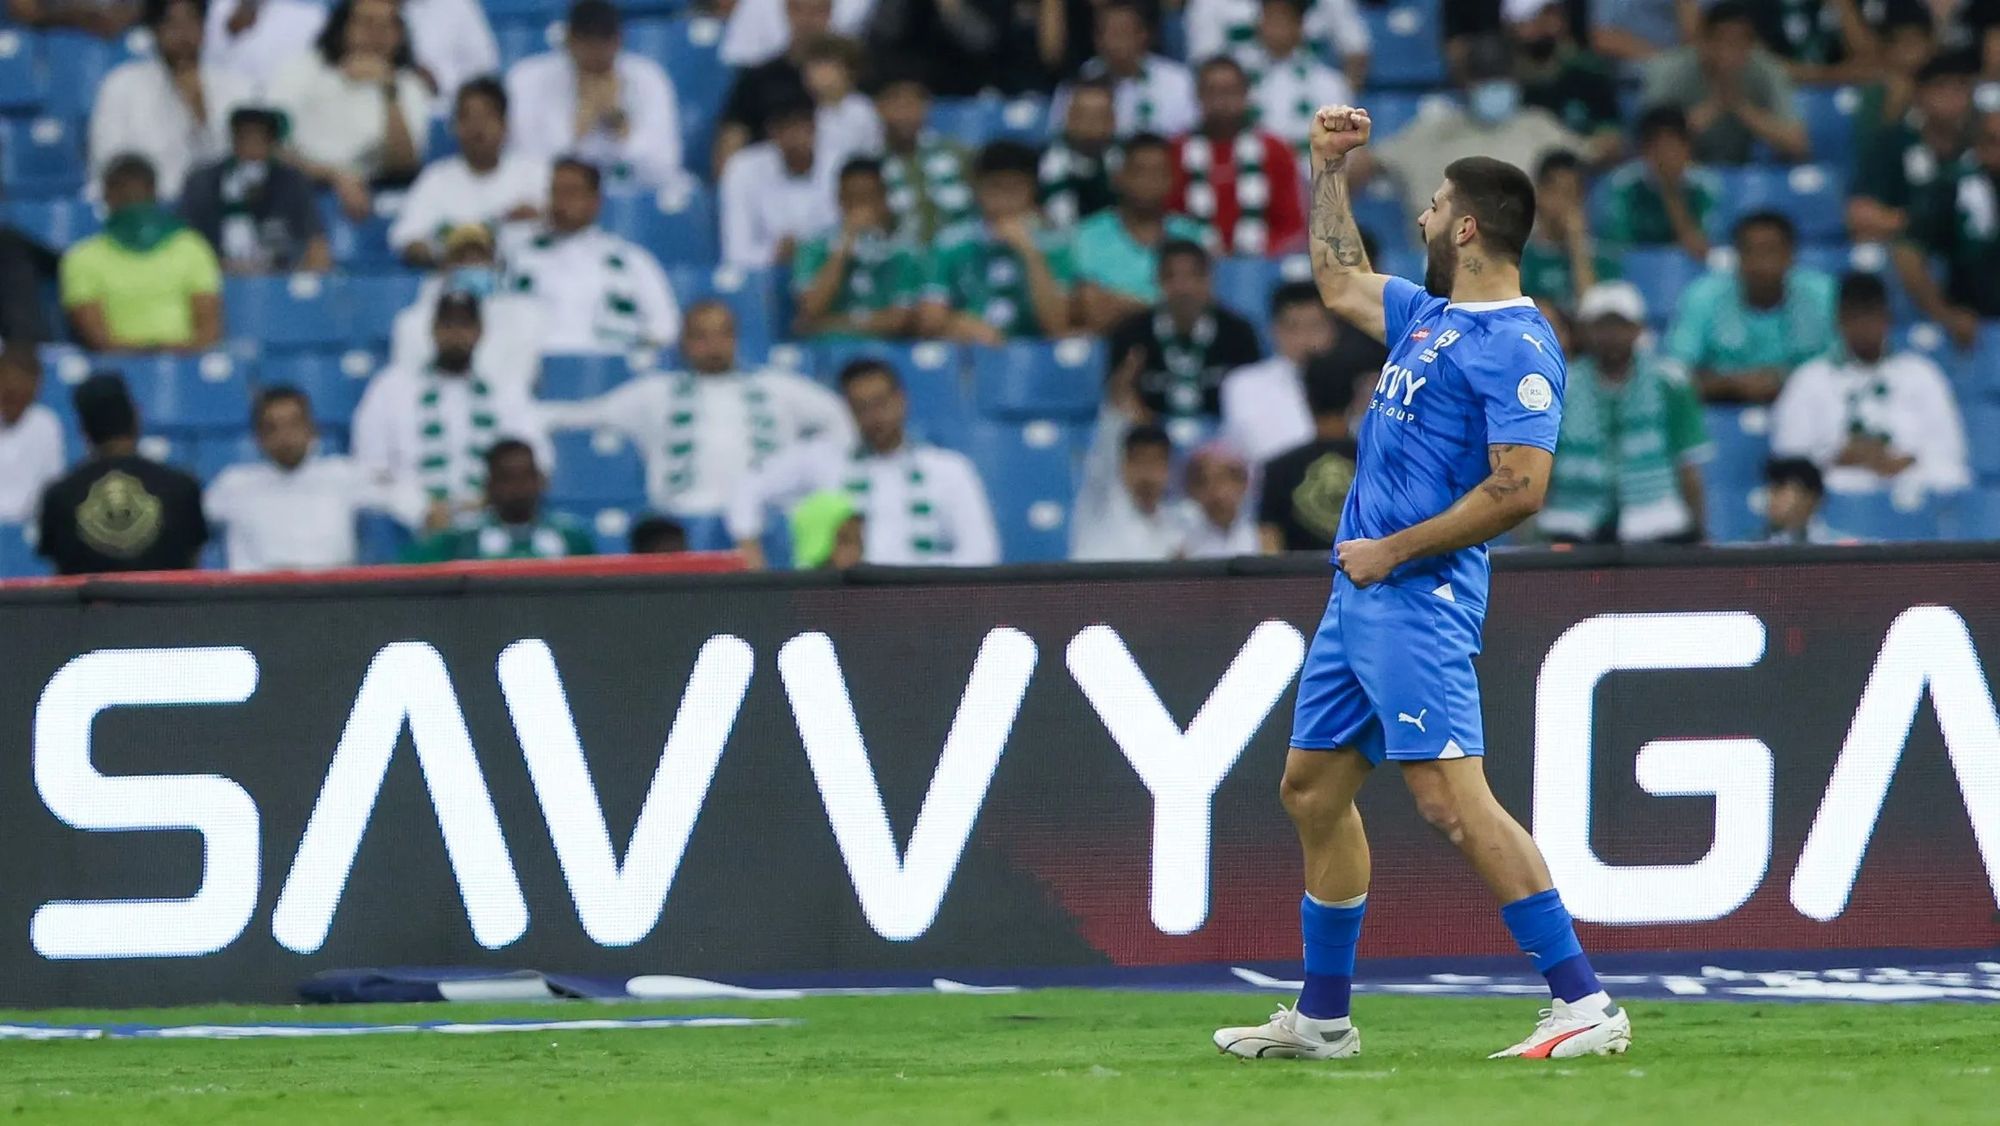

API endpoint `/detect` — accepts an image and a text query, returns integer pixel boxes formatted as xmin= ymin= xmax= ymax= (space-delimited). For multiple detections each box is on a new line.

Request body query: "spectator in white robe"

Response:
xmin=499 ymin=157 xmax=681 ymax=356
xmin=91 ymin=0 xmax=251 ymax=200
xmin=504 ymin=0 xmax=688 ymax=193
xmin=390 ymin=77 xmax=548 ymax=267
xmin=719 ymin=96 xmax=839 ymax=269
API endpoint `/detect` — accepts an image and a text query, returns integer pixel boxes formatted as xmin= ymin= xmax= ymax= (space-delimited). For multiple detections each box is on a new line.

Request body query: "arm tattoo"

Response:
xmin=1310 ymin=157 xmax=1372 ymax=273
xmin=1481 ymin=445 xmax=1533 ymax=503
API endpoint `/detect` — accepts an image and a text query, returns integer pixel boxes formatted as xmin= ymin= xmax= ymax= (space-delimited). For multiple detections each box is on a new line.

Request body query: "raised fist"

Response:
xmin=1310 ymin=105 xmax=1372 ymax=163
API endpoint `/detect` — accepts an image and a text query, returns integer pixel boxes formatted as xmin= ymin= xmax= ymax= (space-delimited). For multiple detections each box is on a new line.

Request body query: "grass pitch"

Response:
xmin=4 ymin=992 xmax=1994 ymax=1124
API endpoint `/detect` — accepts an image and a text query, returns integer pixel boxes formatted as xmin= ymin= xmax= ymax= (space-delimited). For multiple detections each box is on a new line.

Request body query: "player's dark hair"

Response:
xmin=1271 ymin=280 xmax=1322 ymax=318
xmin=839 ymin=156 xmax=886 ymax=186
xmin=629 ymin=515 xmax=687 ymax=554
xmin=553 ymin=156 xmax=603 ymax=194
xmin=1636 ymin=105 xmax=1692 ymax=145
xmin=484 ymin=437 xmax=539 ymax=474
xmin=1733 ymin=208 xmax=1796 ymax=248
xmin=1122 ymin=131 xmax=1172 ymax=162
xmin=1303 ymin=352 xmax=1361 ymax=417
xmin=74 ymin=372 xmax=138 ymax=446
xmin=1765 ymin=456 xmax=1824 ymax=495
xmin=1703 ymin=0 xmax=1752 ymax=34
xmin=1123 ymin=423 xmax=1172 ymax=458
xmin=251 ymin=384 xmax=312 ymax=429
xmin=456 ymin=76 xmax=508 ymax=120
xmin=1159 ymin=237 xmax=1210 ymax=274
xmin=836 ymin=357 xmax=902 ymax=391
xmin=1442 ymin=155 xmax=1536 ymax=265
xmin=1837 ymin=271 xmax=1890 ymax=311
xmin=1535 ymin=149 xmax=1582 ymax=183
xmin=975 ymin=140 xmax=1041 ymax=180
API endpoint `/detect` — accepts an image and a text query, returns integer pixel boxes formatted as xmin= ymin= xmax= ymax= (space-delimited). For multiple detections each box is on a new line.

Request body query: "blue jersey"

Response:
xmin=1336 ymin=277 xmax=1566 ymax=612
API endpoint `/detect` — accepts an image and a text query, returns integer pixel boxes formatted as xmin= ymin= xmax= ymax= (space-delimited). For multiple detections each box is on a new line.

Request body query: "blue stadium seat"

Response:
xmin=356 ymin=510 xmax=413 ymax=564
xmin=973 ymin=339 xmax=1103 ymax=422
xmin=1213 ymin=256 xmax=1280 ymax=326
xmin=601 ymin=183 xmax=719 ymax=265
xmin=1710 ymin=165 xmax=1848 ymax=245
xmin=1361 ymin=0 xmax=1445 ymax=87
xmin=1701 ymin=405 xmax=1771 ymax=542
xmin=321 ymin=199 xmax=402 ymax=271
xmin=1621 ymin=248 xmax=1706 ymax=330
xmin=226 ymin=275 xmax=352 ymax=349
xmin=1797 ymin=86 xmax=1858 ymax=163
xmin=540 ymin=352 xmax=637 ymax=399
xmin=931 ymin=97 xmax=1053 ymax=149
xmin=494 ymin=19 xmax=558 ymax=70
xmin=0 ymin=28 xmax=43 ymax=111
xmin=193 ymin=431 xmax=259 ymax=482
xmin=1352 ymin=181 xmax=1408 ymax=247
xmin=1818 ymin=491 xmax=1946 ymax=542
xmin=1939 ymin=486 xmax=2000 ymax=541
xmin=483 ymin=0 xmax=565 ymax=22
xmin=348 ymin=274 xmax=424 ymax=344
xmin=965 ymin=418 xmax=1079 ymax=562
xmin=806 ymin=339 xmax=972 ymax=446
xmin=1968 ymin=401 xmax=2000 ymax=482
xmin=1357 ymin=91 xmax=1443 ymax=142
xmin=1 ymin=116 xmax=85 ymax=198
xmin=1967 ymin=324 xmax=2000 ymax=399
xmin=425 ymin=115 xmax=458 ymax=161
xmin=1891 ymin=321 xmax=1970 ymax=390
xmin=92 ymin=352 xmax=253 ymax=431
xmin=0 ymin=522 xmax=49 ymax=579
xmin=667 ymin=264 xmax=780 ymax=362
xmin=40 ymin=30 xmax=134 ymax=119
xmin=648 ymin=16 xmax=728 ymax=169
xmin=548 ymin=429 xmax=647 ymax=506
xmin=1 ymin=197 xmax=99 ymax=247
xmin=260 ymin=349 xmax=380 ymax=427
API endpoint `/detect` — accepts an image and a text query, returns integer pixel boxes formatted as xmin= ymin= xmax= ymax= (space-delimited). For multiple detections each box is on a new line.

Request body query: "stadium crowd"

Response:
xmin=0 ymin=0 xmax=1995 ymax=574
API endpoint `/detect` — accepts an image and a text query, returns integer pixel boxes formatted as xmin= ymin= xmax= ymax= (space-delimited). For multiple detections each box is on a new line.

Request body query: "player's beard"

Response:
xmin=1423 ymin=228 xmax=1456 ymax=298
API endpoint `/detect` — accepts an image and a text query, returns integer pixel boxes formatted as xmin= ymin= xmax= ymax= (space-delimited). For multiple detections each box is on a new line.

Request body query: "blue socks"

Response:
xmin=1500 ymin=889 xmax=1603 ymax=1003
xmin=1298 ymin=893 xmax=1367 ymax=1019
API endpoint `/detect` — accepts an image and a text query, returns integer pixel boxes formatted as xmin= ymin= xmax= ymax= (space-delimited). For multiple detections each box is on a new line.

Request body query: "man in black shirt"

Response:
xmin=181 ymin=107 xmax=330 ymax=275
xmin=1106 ymin=239 xmax=1263 ymax=423
xmin=712 ymin=0 xmax=828 ymax=176
xmin=37 ymin=372 xmax=208 ymax=574
xmin=1257 ymin=351 xmax=1365 ymax=553
xmin=1508 ymin=0 xmax=1623 ymax=163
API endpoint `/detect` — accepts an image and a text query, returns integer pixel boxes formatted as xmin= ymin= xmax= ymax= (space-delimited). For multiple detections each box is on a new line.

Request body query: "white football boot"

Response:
xmin=1213 ymin=1006 xmax=1361 ymax=1060
xmin=1488 ymin=997 xmax=1632 ymax=1059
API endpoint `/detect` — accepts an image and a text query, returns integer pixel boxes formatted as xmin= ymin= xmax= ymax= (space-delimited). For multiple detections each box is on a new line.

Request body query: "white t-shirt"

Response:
xmin=726 ymin=437 xmax=1001 ymax=566
xmin=505 ymin=51 xmax=687 ymax=192
xmin=390 ymin=277 xmax=545 ymax=396
xmin=1240 ymin=45 xmax=1355 ymax=151
xmin=1771 ymin=350 xmax=1972 ymax=496
xmin=0 ymin=404 xmax=66 ymax=523
xmin=204 ymin=454 xmax=421 ymax=571
xmin=1183 ymin=0 xmax=1370 ymax=65
xmin=389 ymin=152 xmax=550 ymax=254
xmin=350 ymin=363 xmax=553 ymax=514
xmin=501 ymin=225 xmax=682 ymax=354
xmin=203 ymin=0 xmax=328 ymax=89
xmin=90 ymin=60 xmax=252 ymax=199
xmin=401 ymin=0 xmax=500 ymax=106
xmin=718 ymin=141 xmax=839 ymax=269
xmin=1220 ymin=355 xmax=1314 ymax=466
xmin=268 ymin=52 xmax=432 ymax=178
xmin=1056 ymin=55 xmax=1199 ymax=139
xmin=817 ymin=93 xmax=885 ymax=172
xmin=1174 ymin=498 xmax=1258 ymax=559
xmin=541 ymin=369 xmax=855 ymax=516
xmin=720 ymin=0 xmax=876 ymax=66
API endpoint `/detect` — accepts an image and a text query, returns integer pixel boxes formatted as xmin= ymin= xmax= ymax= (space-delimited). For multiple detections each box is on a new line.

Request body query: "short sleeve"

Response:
xmin=1468 ymin=329 xmax=1564 ymax=452
xmin=919 ymin=242 xmax=958 ymax=303
xmin=1380 ymin=276 xmax=1435 ymax=342
xmin=790 ymin=237 xmax=829 ymax=295
xmin=1664 ymin=277 xmax=1715 ymax=367
xmin=1041 ymin=237 xmax=1077 ymax=287
xmin=1661 ymin=366 xmax=1712 ymax=461
xmin=178 ymin=233 xmax=223 ymax=295
xmin=58 ymin=244 xmax=105 ymax=307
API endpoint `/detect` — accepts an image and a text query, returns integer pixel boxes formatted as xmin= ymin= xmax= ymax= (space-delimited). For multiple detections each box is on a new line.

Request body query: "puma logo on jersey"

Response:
xmin=1398 ymin=708 xmax=1428 ymax=732
xmin=1522 ymin=333 xmax=1547 ymax=354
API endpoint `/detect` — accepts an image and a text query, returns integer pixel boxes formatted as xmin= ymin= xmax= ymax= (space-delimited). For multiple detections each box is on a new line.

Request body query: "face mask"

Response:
xmin=447 ymin=266 xmax=498 ymax=298
xmin=1521 ymin=36 xmax=1559 ymax=62
xmin=1468 ymin=80 xmax=1521 ymax=125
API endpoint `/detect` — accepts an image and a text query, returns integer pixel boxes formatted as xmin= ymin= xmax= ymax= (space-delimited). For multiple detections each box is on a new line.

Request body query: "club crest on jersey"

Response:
xmin=1408 ymin=328 xmax=1431 ymax=341
xmin=1418 ymin=329 xmax=1462 ymax=364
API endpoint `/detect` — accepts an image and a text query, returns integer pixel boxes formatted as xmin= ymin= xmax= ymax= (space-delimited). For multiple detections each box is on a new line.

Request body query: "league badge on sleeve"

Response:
xmin=1516 ymin=373 xmax=1553 ymax=412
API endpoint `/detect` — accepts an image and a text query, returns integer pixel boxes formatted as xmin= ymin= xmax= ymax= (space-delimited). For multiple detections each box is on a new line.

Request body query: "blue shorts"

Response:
xmin=1290 ymin=571 xmax=1487 ymax=764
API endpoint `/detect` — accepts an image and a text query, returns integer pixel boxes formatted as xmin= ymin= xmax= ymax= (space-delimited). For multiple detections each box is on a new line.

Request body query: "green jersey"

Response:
xmin=1519 ymin=239 xmax=1622 ymax=304
xmin=405 ymin=514 xmax=596 ymax=563
xmin=882 ymin=136 xmax=975 ymax=245
xmin=1600 ymin=162 xmax=1720 ymax=247
xmin=1852 ymin=118 xmax=1964 ymax=218
xmin=791 ymin=230 xmax=925 ymax=336
xmin=1910 ymin=158 xmax=2000 ymax=316
xmin=922 ymin=221 xmax=1077 ymax=337
xmin=1543 ymin=354 xmax=1712 ymax=542
xmin=1666 ymin=268 xmax=1838 ymax=376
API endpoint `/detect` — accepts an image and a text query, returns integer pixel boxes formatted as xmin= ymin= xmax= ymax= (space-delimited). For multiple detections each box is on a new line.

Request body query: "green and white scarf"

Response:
xmin=843 ymin=445 xmax=945 ymax=557
xmin=511 ymin=231 xmax=649 ymax=349
xmin=1240 ymin=48 xmax=1319 ymax=161
xmin=1180 ymin=132 xmax=1271 ymax=254
xmin=662 ymin=372 xmax=780 ymax=499
xmin=883 ymin=134 xmax=974 ymax=244
xmin=417 ymin=369 xmax=497 ymax=504
xmin=1842 ymin=362 xmax=1894 ymax=444
xmin=1039 ymin=143 xmax=1116 ymax=229
xmin=1155 ymin=310 xmax=1218 ymax=420
xmin=1543 ymin=358 xmax=1691 ymax=542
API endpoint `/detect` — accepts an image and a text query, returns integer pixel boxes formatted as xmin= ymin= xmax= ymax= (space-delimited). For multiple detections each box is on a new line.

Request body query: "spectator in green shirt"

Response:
xmin=1507 ymin=0 xmax=1625 ymax=165
xmin=1543 ymin=281 xmax=1711 ymax=544
xmin=1848 ymin=51 xmax=1976 ymax=245
xmin=1519 ymin=151 xmax=1620 ymax=305
xmin=918 ymin=140 xmax=1077 ymax=343
xmin=403 ymin=438 xmax=595 ymax=562
xmin=1600 ymin=106 xmax=1720 ymax=262
xmin=1898 ymin=109 xmax=2000 ymax=349
xmin=1666 ymin=210 xmax=1837 ymax=404
xmin=60 ymin=154 xmax=223 ymax=353
xmin=792 ymin=158 xmax=925 ymax=339
xmin=1072 ymin=132 xmax=1207 ymax=333
xmin=1849 ymin=9 xmax=1940 ymax=154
